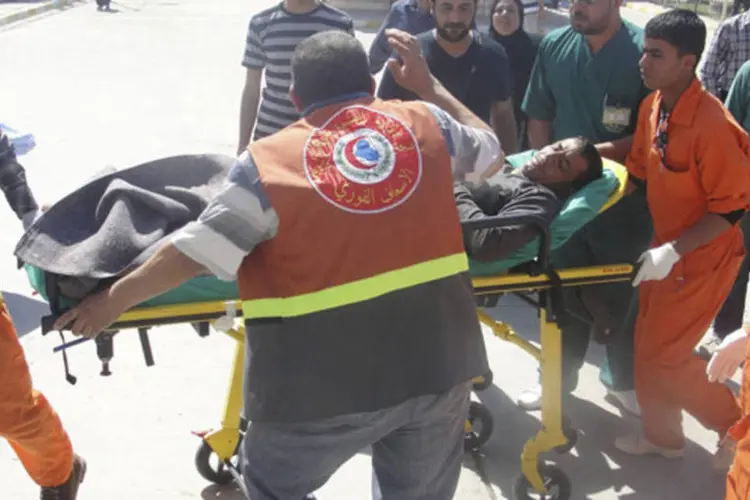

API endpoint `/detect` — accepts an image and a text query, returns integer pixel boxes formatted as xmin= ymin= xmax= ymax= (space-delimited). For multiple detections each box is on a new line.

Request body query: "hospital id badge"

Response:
xmin=603 ymin=106 xmax=631 ymax=130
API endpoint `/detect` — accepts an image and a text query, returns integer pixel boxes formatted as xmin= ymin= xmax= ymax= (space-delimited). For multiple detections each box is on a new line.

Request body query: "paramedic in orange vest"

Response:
xmin=612 ymin=10 xmax=749 ymax=471
xmin=0 ymin=130 xmax=87 ymax=500
xmin=52 ymin=29 xmax=502 ymax=499
xmin=706 ymin=324 xmax=750 ymax=498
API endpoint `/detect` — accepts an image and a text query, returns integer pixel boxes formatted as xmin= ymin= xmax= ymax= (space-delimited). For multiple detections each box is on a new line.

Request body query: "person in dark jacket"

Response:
xmin=488 ymin=0 xmax=542 ymax=150
xmin=458 ymin=136 xmax=603 ymax=262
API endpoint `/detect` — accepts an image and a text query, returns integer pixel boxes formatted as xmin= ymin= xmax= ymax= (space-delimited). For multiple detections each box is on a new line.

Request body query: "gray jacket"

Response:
xmin=456 ymin=166 xmax=563 ymax=263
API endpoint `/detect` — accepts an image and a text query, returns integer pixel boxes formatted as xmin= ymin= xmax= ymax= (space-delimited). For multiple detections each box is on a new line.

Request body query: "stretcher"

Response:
xmin=31 ymin=157 xmax=635 ymax=500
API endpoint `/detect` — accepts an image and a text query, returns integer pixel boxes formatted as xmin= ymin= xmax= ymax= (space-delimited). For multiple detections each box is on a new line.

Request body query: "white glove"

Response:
xmin=707 ymin=328 xmax=748 ymax=383
xmin=632 ymin=243 xmax=680 ymax=287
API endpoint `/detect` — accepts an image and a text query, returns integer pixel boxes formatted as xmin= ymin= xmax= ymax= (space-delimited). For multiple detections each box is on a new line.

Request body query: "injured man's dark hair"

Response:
xmin=457 ymin=136 xmax=604 ymax=263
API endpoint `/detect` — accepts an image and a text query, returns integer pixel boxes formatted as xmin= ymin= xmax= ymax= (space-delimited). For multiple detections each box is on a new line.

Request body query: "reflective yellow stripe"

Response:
xmin=242 ymin=253 xmax=469 ymax=319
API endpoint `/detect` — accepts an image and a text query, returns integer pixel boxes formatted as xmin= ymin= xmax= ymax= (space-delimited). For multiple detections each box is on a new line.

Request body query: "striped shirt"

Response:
xmin=171 ymin=101 xmax=502 ymax=280
xmin=699 ymin=11 xmax=750 ymax=99
xmin=243 ymin=2 xmax=355 ymax=140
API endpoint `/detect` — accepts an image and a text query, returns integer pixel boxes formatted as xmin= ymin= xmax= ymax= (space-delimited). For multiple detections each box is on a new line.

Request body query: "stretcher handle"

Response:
xmin=460 ymin=213 xmax=552 ymax=267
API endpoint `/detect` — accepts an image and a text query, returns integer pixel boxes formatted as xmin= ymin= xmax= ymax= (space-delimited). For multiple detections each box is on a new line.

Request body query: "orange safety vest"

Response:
xmin=239 ymin=97 xmax=469 ymax=317
xmin=236 ymin=96 xmax=487 ymax=422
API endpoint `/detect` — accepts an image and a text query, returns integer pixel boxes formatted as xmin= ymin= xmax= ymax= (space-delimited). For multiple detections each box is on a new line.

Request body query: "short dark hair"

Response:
xmin=291 ymin=31 xmax=373 ymax=109
xmin=645 ymin=9 xmax=706 ymax=67
xmin=571 ymin=137 xmax=603 ymax=191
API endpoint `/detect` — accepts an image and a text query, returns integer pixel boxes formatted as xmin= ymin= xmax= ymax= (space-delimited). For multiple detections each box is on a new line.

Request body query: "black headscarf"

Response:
xmin=488 ymin=0 xmax=540 ymax=126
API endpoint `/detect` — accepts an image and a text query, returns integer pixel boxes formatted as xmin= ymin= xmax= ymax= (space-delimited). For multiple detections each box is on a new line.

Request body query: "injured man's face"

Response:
xmin=518 ymin=137 xmax=601 ymax=192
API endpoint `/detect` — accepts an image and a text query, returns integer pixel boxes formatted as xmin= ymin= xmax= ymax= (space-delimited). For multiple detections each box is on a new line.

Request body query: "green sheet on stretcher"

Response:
xmin=468 ymin=150 xmax=621 ymax=276
xmin=24 ymin=150 xmax=622 ymax=308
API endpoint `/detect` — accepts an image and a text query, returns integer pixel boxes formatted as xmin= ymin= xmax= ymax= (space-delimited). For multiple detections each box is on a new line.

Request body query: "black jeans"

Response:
xmin=713 ymin=214 xmax=750 ymax=338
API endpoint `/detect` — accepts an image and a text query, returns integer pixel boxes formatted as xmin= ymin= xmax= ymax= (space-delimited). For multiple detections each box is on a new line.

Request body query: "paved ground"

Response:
xmin=0 ymin=1 xmax=739 ymax=499
xmin=0 ymin=0 xmax=84 ymax=28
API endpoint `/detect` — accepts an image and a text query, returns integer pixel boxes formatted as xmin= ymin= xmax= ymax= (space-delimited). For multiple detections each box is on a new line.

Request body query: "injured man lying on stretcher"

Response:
xmin=458 ymin=136 xmax=603 ymax=263
xmin=13 ymin=136 xmax=603 ymax=306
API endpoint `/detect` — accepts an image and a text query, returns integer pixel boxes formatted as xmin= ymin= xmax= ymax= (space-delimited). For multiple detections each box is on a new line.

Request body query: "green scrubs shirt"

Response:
xmin=522 ymin=21 xmax=649 ymax=143
xmin=726 ymin=60 xmax=750 ymax=132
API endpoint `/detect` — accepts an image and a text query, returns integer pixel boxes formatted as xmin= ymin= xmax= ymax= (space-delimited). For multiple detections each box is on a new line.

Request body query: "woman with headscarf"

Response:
xmin=488 ymin=0 xmax=542 ymax=150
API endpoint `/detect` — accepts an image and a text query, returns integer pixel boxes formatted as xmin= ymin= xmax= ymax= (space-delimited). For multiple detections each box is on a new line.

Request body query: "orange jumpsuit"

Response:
xmin=626 ymin=78 xmax=750 ymax=450
xmin=726 ymin=329 xmax=750 ymax=499
xmin=0 ymin=292 xmax=74 ymax=487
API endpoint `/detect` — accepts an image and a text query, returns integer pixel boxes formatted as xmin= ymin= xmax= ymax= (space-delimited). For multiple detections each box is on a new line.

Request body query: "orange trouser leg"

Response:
xmin=727 ymin=433 xmax=750 ymax=500
xmin=0 ymin=296 xmax=74 ymax=487
xmin=635 ymin=254 xmax=742 ymax=450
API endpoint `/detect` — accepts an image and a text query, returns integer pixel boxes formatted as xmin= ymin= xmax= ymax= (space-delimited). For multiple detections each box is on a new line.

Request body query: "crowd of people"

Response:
xmin=4 ymin=0 xmax=750 ymax=499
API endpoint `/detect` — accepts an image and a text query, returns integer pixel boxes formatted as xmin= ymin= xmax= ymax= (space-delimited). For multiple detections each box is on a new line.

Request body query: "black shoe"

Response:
xmin=40 ymin=454 xmax=87 ymax=500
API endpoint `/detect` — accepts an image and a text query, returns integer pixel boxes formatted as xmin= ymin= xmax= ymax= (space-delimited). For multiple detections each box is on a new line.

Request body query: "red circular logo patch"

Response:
xmin=303 ymin=106 xmax=423 ymax=214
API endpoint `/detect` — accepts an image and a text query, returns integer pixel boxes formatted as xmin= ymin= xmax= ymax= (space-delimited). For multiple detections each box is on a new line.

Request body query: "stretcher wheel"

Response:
xmin=554 ymin=425 xmax=579 ymax=454
xmin=195 ymin=440 xmax=234 ymax=485
xmin=472 ymin=371 xmax=494 ymax=391
xmin=464 ymin=401 xmax=494 ymax=451
xmin=513 ymin=462 xmax=571 ymax=500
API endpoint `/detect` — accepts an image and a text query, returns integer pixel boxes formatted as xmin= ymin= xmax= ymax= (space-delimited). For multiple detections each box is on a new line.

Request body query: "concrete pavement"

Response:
xmin=0 ymin=1 xmax=736 ymax=499
xmin=0 ymin=0 xmax=86 ymax=28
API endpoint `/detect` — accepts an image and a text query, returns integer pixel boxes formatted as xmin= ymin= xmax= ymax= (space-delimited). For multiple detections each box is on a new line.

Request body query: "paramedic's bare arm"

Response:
xmin=110 ymin=245 xmax=206 ymax=308
xmin=238 ymin=68 xmax=263 ymax=154
xmin=53 ymin=244 xmax=208 ymax=336
xmin=53 ymin=153 xmax=278 ymax=337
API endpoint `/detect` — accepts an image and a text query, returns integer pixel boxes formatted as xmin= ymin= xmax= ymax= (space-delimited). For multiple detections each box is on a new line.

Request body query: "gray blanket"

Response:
xmin=14 ymin=154 xmax=236 ymax=286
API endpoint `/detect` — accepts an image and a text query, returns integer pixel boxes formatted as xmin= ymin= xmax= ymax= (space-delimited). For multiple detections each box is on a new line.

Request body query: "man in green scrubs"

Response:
xmin=517 ymin=0 xmax=653 ymax=416
xmin=726 ymin=61 xmax=750 ymax=132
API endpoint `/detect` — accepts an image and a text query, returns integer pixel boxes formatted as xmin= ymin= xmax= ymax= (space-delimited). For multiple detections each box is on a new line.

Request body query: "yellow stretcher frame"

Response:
xmin=70 ymin=162 xmax=634 ymax=498
xmin=92 ymin=263 xmax=634 ymax=498
xmin=46 ymin=162 xmax=633 ymax=498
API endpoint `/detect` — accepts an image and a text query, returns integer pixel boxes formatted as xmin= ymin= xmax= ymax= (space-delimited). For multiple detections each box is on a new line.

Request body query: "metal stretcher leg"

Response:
xmin=515 ymin=307 xmax=572 ymax=498
xmin=477 ymin=304 xmax=573 ymax=499
xmin=194 ymin=326 xmax=246 ymax=489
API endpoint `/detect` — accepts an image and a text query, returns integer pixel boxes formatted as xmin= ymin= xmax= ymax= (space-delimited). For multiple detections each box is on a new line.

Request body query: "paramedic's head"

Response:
xmin=570 ymin=0 xmax=622 ymax=36
xmin=431 ymin=0 xmax=477 ymax=42
xmin=640 ymin=9 xmax=705 ymax=91
xmin=290 ymin=31 xmax=375 ymax=112
xmin=521 ymin=137 xmax=603 ymax=194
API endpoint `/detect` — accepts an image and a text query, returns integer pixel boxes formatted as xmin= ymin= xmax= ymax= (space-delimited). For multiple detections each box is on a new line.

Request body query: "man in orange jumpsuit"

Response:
xmin=0 ymin=130 xmax=86 ymax=499
xmin=613 ymin=9 xmax=750 ymax=471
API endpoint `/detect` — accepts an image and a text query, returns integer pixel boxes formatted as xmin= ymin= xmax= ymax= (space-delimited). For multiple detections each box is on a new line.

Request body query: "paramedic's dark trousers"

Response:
xmin=549 ymin=192 xmax=653 ymax=397
xmin=240 ymin=382 xmax=470 ymax=500
xmin=714 ymin=214 xmax=750 ymax=339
